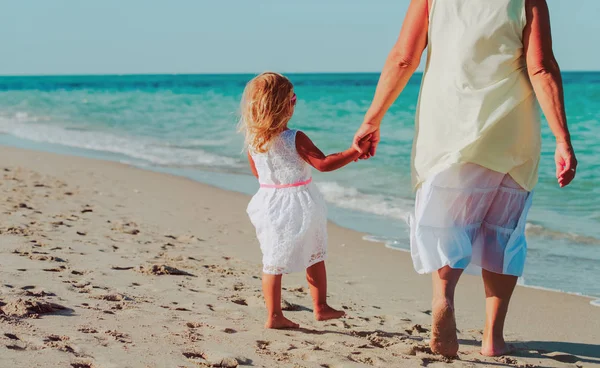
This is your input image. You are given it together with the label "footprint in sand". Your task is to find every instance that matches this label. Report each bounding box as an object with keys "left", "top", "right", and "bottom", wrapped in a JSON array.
[
  {"left": 496, "top": 356, "right": 520, "bottom": 365},
  {"left": 22, "top": 288, "right": 55, "bottom": 298},
  {"left": 406, "top": 344, "right": 434, "bottom": 356},
  {"left": 104, "top": 330, "right": 131, "bottom": 344},
  {"left": 281, "top": 300, "right": 302, "bottom": 312},
  {"left": 406, "top": 324, "right": 428, "bottom": 335},
  {"left": 51, "top": 220, "right": 72, "bottom": 228},
  {"left": 92, "top": 293, "right": 129, "bottom": 302},
  {"left": 71, "top": 363, "right": 95, "bottom": 368},
  {"left": 43, "top": 266, "right": 67, "bottom": 272},
  {"left": 137, "top": 264, "right": 195, "bottom": 277},
  {"left": 30, "top": 254, "right": 66, "bottom": 263},
  {"left": 110, "top": 221, "right": 140, "bottom": 235},
  {"left": 161, "top": 243, "right": 176, "bottom": 250},
  {"left": 17, "top": 203, "right": 34, "bottom": 210},
  {"left": 44, "top": 335, "right": 81, "bottom": 357},
  {"left": 45, "top": 334, "right": 70, "bottom": 342},
  {"left": 182, "top": 351, "right": 241, "bottom": 368},
  {"left": 347, "top": 352, "right": 377, "bottom": 365},
  {"left": 256, "top": 340, "right": 271, "bottom": 351},
  {"left": 0, "top": 298, "right": 68, "bottom": 318},
  {"left": 6, "top": 344, "right": 26, "bottom": 351},
  {"left": 4, "top": 333, "right": 19, "bottom": 340},
  {"left": 420, "top": 356, "right": 451, "bottom": 366},
  {"left": 186, "top": 322, "right": 215, "bottom": 329},
  {"left": 230, "top": 297, "right": 248, "bottom": 306},
  {"left": 165, "top": 234, "right": 203, "bottom": 243},
  {"left": 203, "top": 264, "right": 235, "bottom": 276},
  {"left": 71, "top": 281, "right": 91, "bottom": 293},
  {"left": 0, "top": 226, "right": 34, "bottom": 236},
  {"left": 183, "top": 351, "right": 208, "bottom": 360},
  {"left": 110, "top": 266, "right": 134, "bottom": 271}
]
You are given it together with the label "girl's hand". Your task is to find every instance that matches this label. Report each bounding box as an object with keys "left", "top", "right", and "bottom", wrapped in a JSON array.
[
  {"left": 555, "top": 141, "right": 577, "bottom": 187},
  {"left": 354, "top": 134, "right": 372, "bottom": 161},
  {"left": 353, "top": 122, "right": 381, "bottom": 159}
]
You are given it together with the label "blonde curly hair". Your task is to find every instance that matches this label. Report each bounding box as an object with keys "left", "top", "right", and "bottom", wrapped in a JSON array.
[{"left": 239, "top": 72, "right": 295, "bottom": 153}]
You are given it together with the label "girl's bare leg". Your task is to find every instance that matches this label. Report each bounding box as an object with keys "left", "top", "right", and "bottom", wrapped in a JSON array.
[
  {"left": 262, "top": 273, "right": 299, "bottom": 329},
  {"left": 306, "top": 261, "right": 345, "bottom": 321}
]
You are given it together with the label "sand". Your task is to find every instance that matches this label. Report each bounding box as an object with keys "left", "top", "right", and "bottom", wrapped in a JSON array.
[{"left": 0, "top": 145, "right": 598, "bottom": 368}]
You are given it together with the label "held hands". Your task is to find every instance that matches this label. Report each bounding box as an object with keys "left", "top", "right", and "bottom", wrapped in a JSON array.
[
  {"left": 352, "top": 121, "right": 381, "bottom": 160},
  {"left": 355, "top": 134, "right": 373, "bottom": 158},
  {"left": 555, "top": 141, "right": 577, "bottom": 188}
]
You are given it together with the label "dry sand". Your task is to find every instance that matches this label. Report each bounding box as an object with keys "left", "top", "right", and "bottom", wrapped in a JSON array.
[{"left": 0, "top": 145, "right": 598, "bottom": 368}]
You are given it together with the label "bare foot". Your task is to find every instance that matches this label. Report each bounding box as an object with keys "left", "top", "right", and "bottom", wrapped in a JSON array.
[
  {"left": 481, "top": 338, "right": 514, "bottom": 357},
  {"left": 430, "top": 298, "right": 459, "bottom": 357},
  {"left": 314, "top": 304, "right": 346, "bottom": 321},
  {"left": 264, "top": 314, "right": 299, "bottom": 329}
]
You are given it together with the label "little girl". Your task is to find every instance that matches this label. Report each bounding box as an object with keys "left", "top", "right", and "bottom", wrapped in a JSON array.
[{"left": 240, "top": 72, "right": 370, "bottom": 329}]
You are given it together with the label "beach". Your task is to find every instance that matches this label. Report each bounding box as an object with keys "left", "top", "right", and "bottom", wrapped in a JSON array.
[
  {"left": 1, "top": 145, "right": 598, "bottom": 368},
  {"left": 2, "top": 73, "right": 599, "bottom": 299}
]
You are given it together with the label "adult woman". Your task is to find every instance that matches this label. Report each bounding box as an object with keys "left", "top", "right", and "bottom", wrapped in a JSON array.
[{"left": 353, "top": 0, "right": 577, "bottom": 357}]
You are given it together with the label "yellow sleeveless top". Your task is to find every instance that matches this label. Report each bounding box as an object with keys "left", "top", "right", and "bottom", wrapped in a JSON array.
[{"left": 412, "top": 0, "right": 541, "bottom": 191}]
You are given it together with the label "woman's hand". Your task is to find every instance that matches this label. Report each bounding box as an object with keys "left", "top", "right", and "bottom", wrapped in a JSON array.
[
  {"left": 555, "top": 141, "right": 577, "bottom": 187},
  {"left": 352, "top": 122, "right": 381, "bottom": 159}
]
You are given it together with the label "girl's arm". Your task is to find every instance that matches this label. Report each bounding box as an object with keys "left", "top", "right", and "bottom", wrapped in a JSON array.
[
  {"left": 296, "top": 131, "right": 369, "bottom": 173},
  {"left": 247, "top": 151, "right": 259, "bottom": 178}
]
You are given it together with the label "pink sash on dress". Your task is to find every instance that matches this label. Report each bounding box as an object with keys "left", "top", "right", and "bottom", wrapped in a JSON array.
[{"left": 259, "top": 178, "right": 312, "bottom": 189}]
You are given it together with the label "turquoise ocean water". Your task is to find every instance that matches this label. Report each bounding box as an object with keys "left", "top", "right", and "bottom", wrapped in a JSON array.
[{"left": 0, "top": 73, "right": 598, "bottom": 301}]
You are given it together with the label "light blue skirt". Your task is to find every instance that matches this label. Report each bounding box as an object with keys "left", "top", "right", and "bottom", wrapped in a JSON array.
[{"left": 409, "top": 163, "right": 533, "bottom": 276}]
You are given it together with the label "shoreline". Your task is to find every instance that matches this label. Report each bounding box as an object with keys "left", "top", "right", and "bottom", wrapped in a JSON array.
[
  {"left": 2, "top": 138, "right": 598, "bottom": 304},
  {"left": 1, "top": 144, "right": 599, "bottom": 367}
]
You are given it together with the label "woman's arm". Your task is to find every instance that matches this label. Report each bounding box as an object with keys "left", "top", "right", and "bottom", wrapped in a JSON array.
[
  {"left": 524, "top": 0, "right": 577, "bottom": 187},
  {"left": 296, "top": 132, "right": 369, "bottom": 172},
  {"left": 353, "top": 0, "right": 429, "bottom": 156},
  {"left": 247, "top": 151, "right": 259, "bottom": 178}
]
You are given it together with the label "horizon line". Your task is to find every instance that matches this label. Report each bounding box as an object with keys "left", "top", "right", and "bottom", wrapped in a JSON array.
[{"left": 1, "top": 70, "right": 599, "bottom": 78}]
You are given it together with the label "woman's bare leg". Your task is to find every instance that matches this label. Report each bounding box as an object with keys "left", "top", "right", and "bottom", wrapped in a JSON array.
[
  {"left": 430, "top": 266, "right": 463, "bottom": 357},
  {"left": 262, "top": 273, "right": 299, "bottom": 329},
  {"left": 306, "top": 261, "right": 345, "bottom": 321},
  {"left": 481, "top": 269, "right": 518, "bottom": 356}
]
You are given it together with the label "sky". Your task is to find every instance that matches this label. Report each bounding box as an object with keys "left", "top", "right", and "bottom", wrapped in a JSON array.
[{"left": 2, "top": 0, "right": 599, "bottom": 75}]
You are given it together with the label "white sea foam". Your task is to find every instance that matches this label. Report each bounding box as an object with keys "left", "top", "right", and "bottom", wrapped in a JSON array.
[
  {"left": 317, "top": 181, "right": 412, "bottom": 221},
  {"left": 0, "top": 115, "right": 242, "bottom": 169}
]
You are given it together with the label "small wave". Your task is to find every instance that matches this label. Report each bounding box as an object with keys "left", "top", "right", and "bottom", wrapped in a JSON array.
[
  {"left": 514, "top": 280, "right": 600, "bottom": 301},
  {"left": 525, "top": 223, "right": 600, "bottom": 245},
  {"left": 317, "top": 181, "right": 412, "bottom": 221},
  {"left": 363, "top": 234, "right": 409, "bottom": 251},
  {"left": 0, "top": 115, "right": 242, "bottom": 169}
]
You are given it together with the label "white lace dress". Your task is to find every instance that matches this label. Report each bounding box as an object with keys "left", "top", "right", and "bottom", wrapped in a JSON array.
[{"left": 247, "top": 129, "right": 328, "bottom": 275}]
